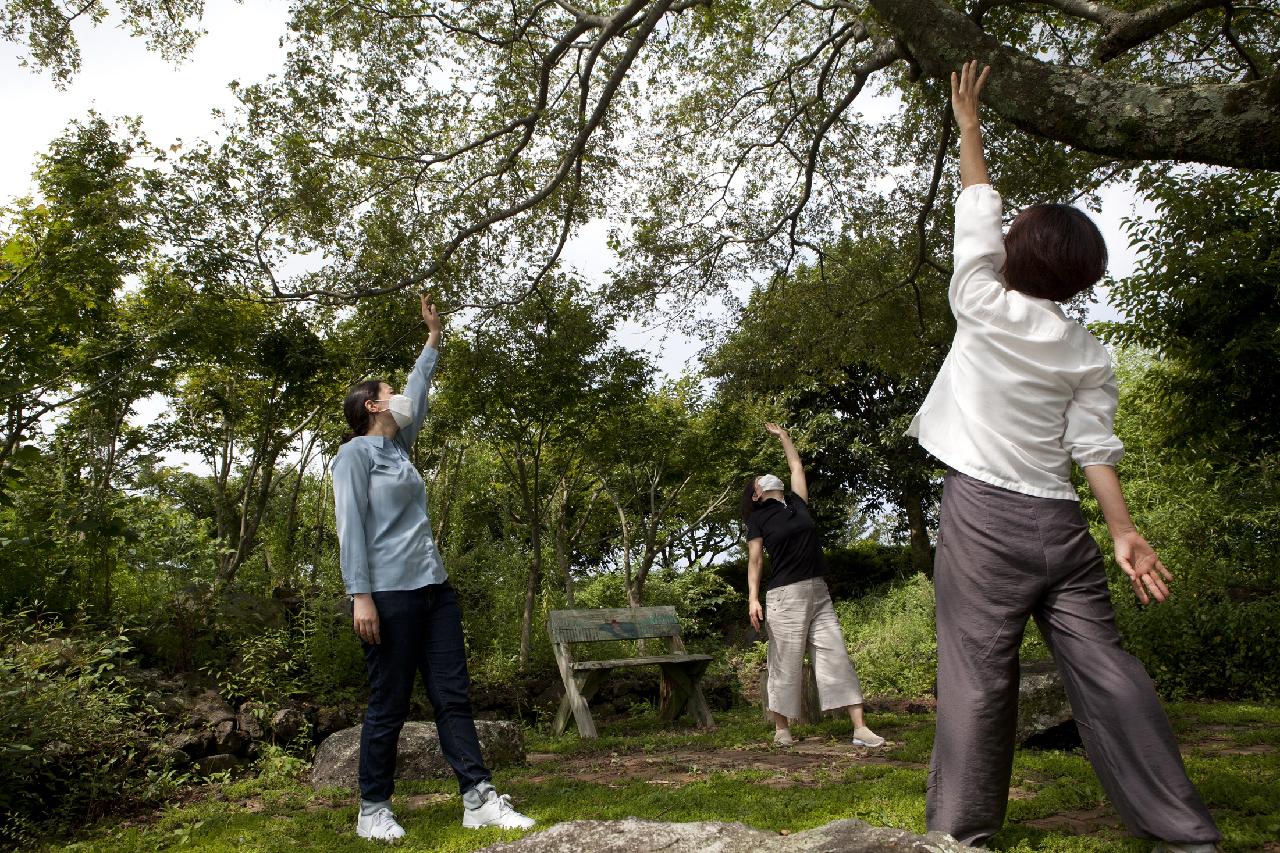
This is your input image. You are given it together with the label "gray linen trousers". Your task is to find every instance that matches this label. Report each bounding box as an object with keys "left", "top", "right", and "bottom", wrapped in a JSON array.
[{"left": 928, "top": 470, "right": 1220, "bottom": 848}]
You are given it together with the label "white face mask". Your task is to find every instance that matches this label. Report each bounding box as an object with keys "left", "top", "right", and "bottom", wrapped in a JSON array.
[
  {"left": 757, "top": 474, "right": 786, "bottom": 494},
  {"left": 374, "top": 394, "right": 414, "bottom": 429}
]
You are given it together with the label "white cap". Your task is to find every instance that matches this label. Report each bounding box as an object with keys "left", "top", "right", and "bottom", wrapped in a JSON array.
[{"left": 757, "top": 474, "right": 786, "bottom": 494}]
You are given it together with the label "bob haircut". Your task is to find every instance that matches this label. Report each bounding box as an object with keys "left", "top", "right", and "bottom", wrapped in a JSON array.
[{"left": 1003, "top": 203, "right": 1108, "bottom": 302}]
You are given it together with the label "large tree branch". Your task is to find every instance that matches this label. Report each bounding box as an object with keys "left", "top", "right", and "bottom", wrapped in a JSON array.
[
  {"left": 871, "top": 0, "right": 1280, "bottom": 170},
  {"left": 971, "top": 0, "right": 1229, "bottom": 63}
]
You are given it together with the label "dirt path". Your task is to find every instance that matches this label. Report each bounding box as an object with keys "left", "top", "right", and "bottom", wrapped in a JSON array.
[{"left": 525, "top": 737, "right": 924, "bottom": 788}]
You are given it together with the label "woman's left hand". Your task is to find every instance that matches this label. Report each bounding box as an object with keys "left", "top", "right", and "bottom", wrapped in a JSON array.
[{"left": 1114, "top": 530, "right": 1173, "bottom": 605}]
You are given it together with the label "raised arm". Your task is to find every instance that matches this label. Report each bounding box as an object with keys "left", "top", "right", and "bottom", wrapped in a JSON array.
[
  {"left": 952, "top": 60, "right": 991, "bottom": 189},
  {"left": 948, "top": 60, "right": 1007, "bottom": 317},
  {"left": 396, "top": 293, "right": 443, "bottom": 449},
  {"left": 765, "top": 422, "right": 807, "bottom": 502}
]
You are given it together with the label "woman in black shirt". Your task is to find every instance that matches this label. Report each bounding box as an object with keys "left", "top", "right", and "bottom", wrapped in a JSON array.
[{"left": 745, "top": 423, "right": 884, "bottom": 748}]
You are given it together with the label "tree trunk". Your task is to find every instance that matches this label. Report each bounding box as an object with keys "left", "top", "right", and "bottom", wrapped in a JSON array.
[
  {"left": 903, "top": 491, "right": 933, "bottom": 577},
  {"left": 519, "top": 526, "right": 542, "bottom": 666},
  {"left": 517, "top": 453, "right": 542, "bottom": 668}
]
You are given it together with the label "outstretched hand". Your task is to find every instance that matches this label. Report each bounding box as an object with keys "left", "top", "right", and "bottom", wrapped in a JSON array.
[
  {"left": 951, "top": 59, "right": 990, "bottom": 132},
  {"left": 1114, "top": 530, "right": 1173, "bottom": 605},
  {"left": 764, "top": 422, "right": 789, "bottom": 440},
  {"left": 420, "top": 293, "right": 442, "bottom": 332}
]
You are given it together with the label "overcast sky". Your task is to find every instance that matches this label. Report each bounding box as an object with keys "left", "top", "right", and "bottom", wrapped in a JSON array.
[{"left": 3, "top": 0, "right": 1154, "bottom": 390}]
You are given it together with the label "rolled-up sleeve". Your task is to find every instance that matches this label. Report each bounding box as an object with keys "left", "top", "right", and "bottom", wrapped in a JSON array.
[
  {"left": 950, "top": 184, "right": 1008, "bottom": 318},
  {"left": 331, "top": 446, "right": 372, "bottom": 594},
  {"left": 396, "top": 343, "right": 438, "bottom": 448},
  {"left": 1063, "top": 364, "right": 1125, "bottom": 468}
]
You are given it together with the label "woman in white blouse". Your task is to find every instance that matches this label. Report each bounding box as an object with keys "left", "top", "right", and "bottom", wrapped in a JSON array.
[{"left": 908, "top": 62, "right": 1220, "bottom": 853}]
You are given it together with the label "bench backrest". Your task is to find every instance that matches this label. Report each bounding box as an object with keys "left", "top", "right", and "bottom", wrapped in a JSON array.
[{"left": 547, "top": 606, "right": 682, "bottom": 645}]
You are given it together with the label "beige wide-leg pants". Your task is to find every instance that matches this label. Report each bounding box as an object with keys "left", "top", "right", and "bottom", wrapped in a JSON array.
[{"left": 764, "top": 577, "right": 863, "bottom": 721}]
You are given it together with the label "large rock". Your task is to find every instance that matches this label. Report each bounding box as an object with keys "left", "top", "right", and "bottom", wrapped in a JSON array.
[
  {"left": 214, "top": 719, "right": 248, "bottom": 755},
  {"left": 195, "top": 753, "right": 241, "bottom": 775},
  {"left": 237, "top": 701, "right": 268, "bottom": 741},
  {"left": 475, "top": 818, "right": 980, "bottom": 852},
  {"left": 164, "top": 729, "right": 213, "bottom": 760},
  {"left": 271, "top": 706, "right": 306, "bottom": 743},
  {"left": 1016, "top": 659, "right": 1073, "bottom": 743},
  {"left": 185, "top": 689, "right": 236, "bottom": 731},
  {"left": 310, "top": 720, "right": 525, "bottom": 790},
  {"left": 315, "top": 705, "right": 356, "bottom": 739}
]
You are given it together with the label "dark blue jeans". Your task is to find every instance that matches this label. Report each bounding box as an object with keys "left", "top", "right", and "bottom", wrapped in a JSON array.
[{"left": 358, "top": 581, "right": 490, "bottom": 802}]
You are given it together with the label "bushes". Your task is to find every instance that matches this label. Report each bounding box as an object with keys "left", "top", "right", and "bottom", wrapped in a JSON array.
[
  {"left": 833, "top": 573, "right": 1050, "bottom": 700},
  {"left": 836, "top": 573, "right": 937, "bottom": 699},
  {"left": 1115, "top": 592, "right": 1280, "bottom": 702},
  {"left": 0, "top": 610, "right": 171, "bottom": 845},
  {"left": 714, "top": 542, "right": 914, "bottom": 603}
]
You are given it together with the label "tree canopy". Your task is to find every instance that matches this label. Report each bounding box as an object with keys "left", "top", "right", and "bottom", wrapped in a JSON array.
[{"left": 4, "top": 0, "right": 1275, "bottom": 308}]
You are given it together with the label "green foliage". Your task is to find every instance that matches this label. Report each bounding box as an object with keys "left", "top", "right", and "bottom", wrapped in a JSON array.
[
  {"left": 1099, "top": 169, "right": 1280, "bottom": 453},
  {"left": 1114, "top": 595, "right": 1280, "bottom": 702},
  {"left": 199, "top": 626, "right": 304, "bottom": 706},
  {"left": 295, "top": 597, "right": 368, "bottom": 707},
  {"left": 1078, "top": 170, "right": 1280, "bottom": 700},
  {"left": 707, "top": 231, "right": 951, "bottom": 569},
  {"left": 0, "top": 610, "right": 170, "bottom": 844},
  {"left": 836, "top": 574, "right": 938, "bottom": 699}
]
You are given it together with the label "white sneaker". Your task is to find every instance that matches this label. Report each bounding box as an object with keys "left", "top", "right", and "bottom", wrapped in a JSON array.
[
  {"left": 462, "top": 790, "right": 536, "bottom": 830},
  {"left": 852, "top": 726, "right": 886, "bottom": 748},
  {"left": 356, "top": 806, "right": 406, "bottom": 842}
]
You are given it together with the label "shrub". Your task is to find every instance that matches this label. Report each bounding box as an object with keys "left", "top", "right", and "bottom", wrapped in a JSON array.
[
  {"left": 0, "top": 610, "right": 170, "bottom": 845},
  {"left": 836, "top": 574, "right": 938, "bottom": 698},
  {"left": 1114, "top": 591, "right": 1280, "bottom": 701},
  {"left": 573, "top": 567, "right": 743, "bottom": 645},
  {"left": 200, "top": 625, "right": 303, "bottom": 706},
  {"left": 297, "top": 596, "right": 368, "bottom": 707}
]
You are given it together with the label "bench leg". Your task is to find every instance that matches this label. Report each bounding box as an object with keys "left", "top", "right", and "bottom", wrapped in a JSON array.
[
  {"left": 658, "top": 664, "right": 714, "bottom": 727},
  {"left": 554, "top": 669, "right": 607, "bottom": 739},
  {"left": 658, "top": 664, "right": 689, "bottom": 722}
]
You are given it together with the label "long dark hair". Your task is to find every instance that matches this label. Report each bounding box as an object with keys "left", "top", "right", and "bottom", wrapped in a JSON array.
[
  {"left": 740, "top": 477, "right": 761, "bottom": 526},
  {"left": 341, "top": 379, "right": 384, "bottom": 444}
]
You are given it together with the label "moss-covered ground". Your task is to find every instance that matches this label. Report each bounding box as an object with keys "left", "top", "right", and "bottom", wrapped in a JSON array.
[{"left": 52, "top": 701, "right": 1280, "bottom": 852}]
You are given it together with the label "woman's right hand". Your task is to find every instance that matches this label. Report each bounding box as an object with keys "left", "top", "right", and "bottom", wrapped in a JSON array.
[
  {"left": 353, "top": 594, "right": 381, "bottom": 644},
  {"left": 749, "top": 599, "right": 764, "bottom": 631},
  {"left": 764, "top": 422, "right": 789, "bottom": 440},
  {"left": 951, "top": 59, "right": 990, "bottom": 132}
]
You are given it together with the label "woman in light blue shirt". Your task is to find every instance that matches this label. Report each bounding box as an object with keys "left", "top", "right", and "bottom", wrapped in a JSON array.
[{"left": 331, "top": 294, "right": 534, "bottom": 843}]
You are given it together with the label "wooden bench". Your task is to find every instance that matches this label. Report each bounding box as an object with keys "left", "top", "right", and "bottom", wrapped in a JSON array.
[{"left": 548, "top": 606, "right": 715, "bottom": 738}]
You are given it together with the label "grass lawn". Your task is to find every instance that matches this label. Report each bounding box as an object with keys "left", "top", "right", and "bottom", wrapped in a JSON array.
[{"left": 52, "top": 701, "right": 1280, "bottom": 853}]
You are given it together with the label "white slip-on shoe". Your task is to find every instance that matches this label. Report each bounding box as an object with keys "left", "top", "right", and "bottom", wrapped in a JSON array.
[
  {"left": 462, "top": 790, "right": 536, "bottom": 830},
  {"left": 356, "top": 806, "right": 406, "bottom": 842},
  {"left": 773, "top": 728, "right": 794, "bottom": 746},
  {"left": 852, "top": 726, "right": 886, "bottom": 748}
]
